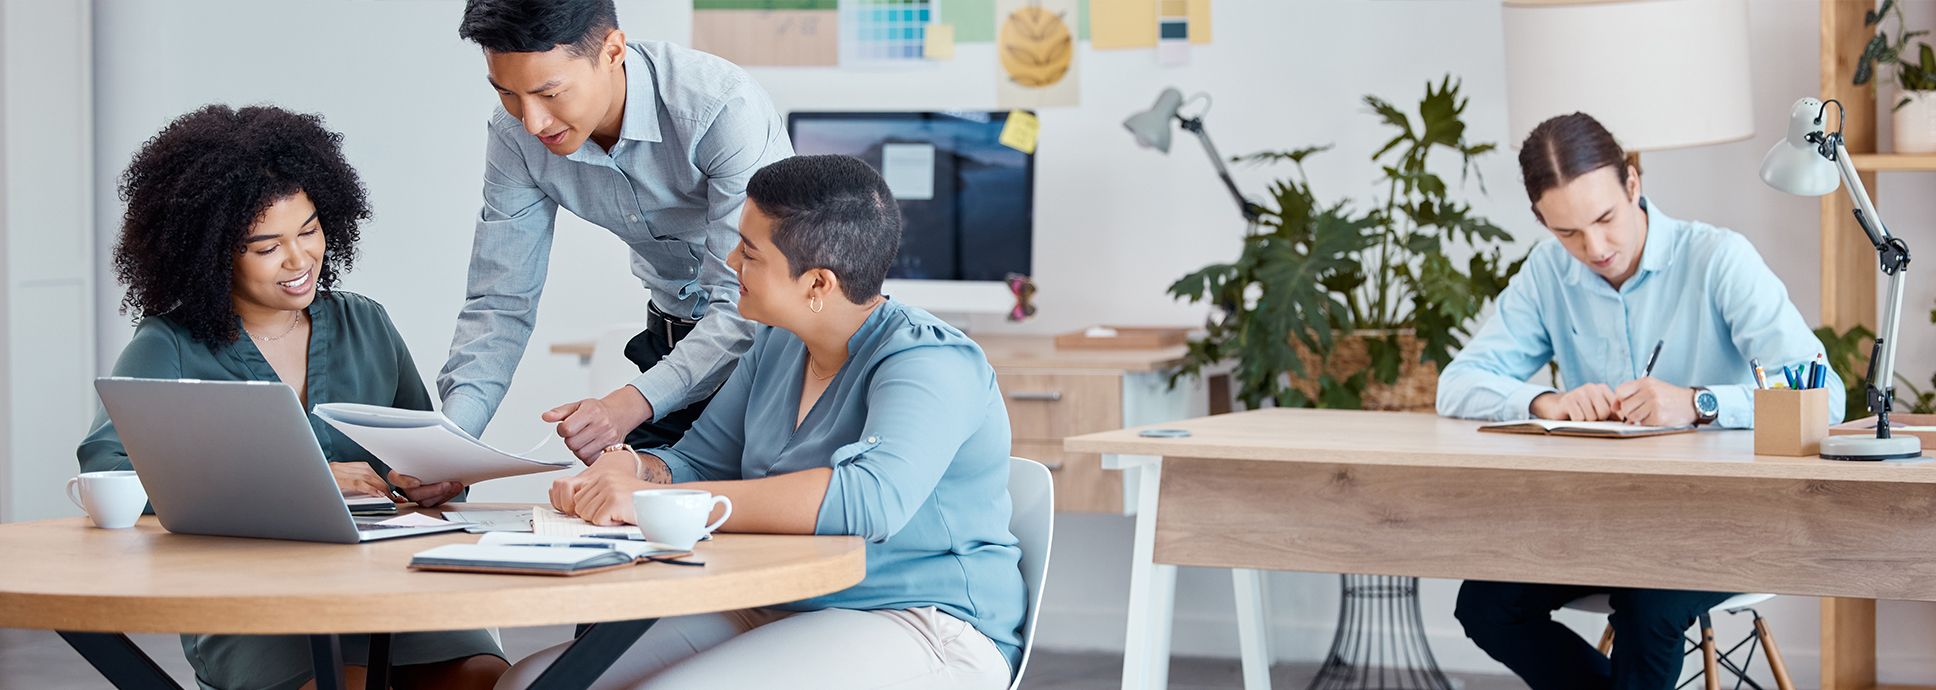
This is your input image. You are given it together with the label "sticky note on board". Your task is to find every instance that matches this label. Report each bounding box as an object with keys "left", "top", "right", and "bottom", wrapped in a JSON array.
[
  {"left": 924, "top": 23, "right": 956, "bottom": 60},
  {"left": 999, "top": 110, "right": 1040, "bottom": 154},
  {"left": 1091, "top": 0, "right": 1157, "bottom": 49}
]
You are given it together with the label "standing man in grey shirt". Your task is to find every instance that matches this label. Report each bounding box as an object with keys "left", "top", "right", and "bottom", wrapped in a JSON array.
[{"left": 441, "top": 0, "right": 792, "bottom": 460}]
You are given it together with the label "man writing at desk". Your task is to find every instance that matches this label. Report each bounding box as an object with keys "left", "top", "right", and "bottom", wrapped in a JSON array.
[{"left": 1436, "top": 113, "right": 1841, "bottom": 689}]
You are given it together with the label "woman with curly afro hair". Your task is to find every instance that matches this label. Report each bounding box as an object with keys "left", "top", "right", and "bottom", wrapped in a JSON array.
[{"left": 75, "top": 104, "right": 508, "bottom": 690}]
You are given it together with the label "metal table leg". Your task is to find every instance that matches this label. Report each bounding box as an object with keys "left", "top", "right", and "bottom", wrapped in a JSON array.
[
  {"left": 310, "top": 634, "right": 345, "bottom": 690},
  {"left": 57, "top": 632, "right": 184, "bottom": 690},
  {"left": 1307, "top": 575, "right": 1455, "bottom": 690},
  {"left": 526, "top": 618, "right": 659, "bottom": 690}
]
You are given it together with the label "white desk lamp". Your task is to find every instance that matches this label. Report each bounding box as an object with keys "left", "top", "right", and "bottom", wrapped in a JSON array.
[
  {"left": 1760, "top": 97, "right": 1922, "bottom": 461},
  {"left": 1123, "top": 87, "right": 1266, "bottom": 225}
]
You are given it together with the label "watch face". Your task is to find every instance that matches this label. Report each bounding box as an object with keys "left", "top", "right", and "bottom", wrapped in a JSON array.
[{"left": 1697, "top": 390, "right": 1719, "bottom": 415}]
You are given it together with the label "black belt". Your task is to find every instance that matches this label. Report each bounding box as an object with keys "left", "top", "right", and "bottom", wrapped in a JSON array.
[{"left": 646, "top": 302, "right": 699, "bottom": 347}]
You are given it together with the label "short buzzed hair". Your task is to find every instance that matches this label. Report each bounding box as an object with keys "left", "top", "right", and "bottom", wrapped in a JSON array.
[
  {"left": 458, "top": 0, "right": 618, "bottom": 58},
  {"left": 746, "top": 155, "right": 904, "bottom": 304}
]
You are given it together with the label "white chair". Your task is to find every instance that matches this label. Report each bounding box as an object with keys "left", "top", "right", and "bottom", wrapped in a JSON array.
[
  {"left": 587, "top": 323, "right": 646, "bottom": 397},
  {"left": 1006, "top": 456, "right": 1056, "bottom": 690},
  {"left": 1564, "top": 592, "right": 1794, "bottom": 690}
]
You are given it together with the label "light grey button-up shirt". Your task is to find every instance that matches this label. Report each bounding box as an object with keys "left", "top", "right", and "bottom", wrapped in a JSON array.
[{"left": 438, "top": 41, "right": 793, "bottom": 436}]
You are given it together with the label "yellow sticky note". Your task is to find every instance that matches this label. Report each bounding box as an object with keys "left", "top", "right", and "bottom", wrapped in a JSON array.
[
  {"left": 1090, "top": 0, "right": 1157, "bottom": 50},
  {"left": 999, "top": 110, "right": 1040, "bottom": 154},
  {"left": 924, "top": 23, "right": 956, "bottom": 60},
  {"left": 1188, "top": 0, "right": 1211, "bottom": 44}
]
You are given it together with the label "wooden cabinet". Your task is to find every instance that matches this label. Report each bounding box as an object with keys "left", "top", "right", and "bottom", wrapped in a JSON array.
[{"left": 979, "top": 336, "right": 1211, "bottom": 514}]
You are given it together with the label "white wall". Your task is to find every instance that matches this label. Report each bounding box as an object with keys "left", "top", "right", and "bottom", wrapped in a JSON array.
[
  {"left": 84, "top": 0, "right": 1936, "bottom": 685},
  {"left": 3, "top": 0, "right": 94, "bottom": 522}
]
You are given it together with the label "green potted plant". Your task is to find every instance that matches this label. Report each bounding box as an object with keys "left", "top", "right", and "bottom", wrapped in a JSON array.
[
  {"left": 1168, "top": 77, "right": 1522, "bottom": 410},
  {"left": 1857, "top": 0, "right": 1936, "bottom": 152}
]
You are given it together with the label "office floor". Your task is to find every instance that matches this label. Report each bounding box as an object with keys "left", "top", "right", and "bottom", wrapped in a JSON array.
[{"left": 0, "top": 625, "right": 1523, "bottom": 689}]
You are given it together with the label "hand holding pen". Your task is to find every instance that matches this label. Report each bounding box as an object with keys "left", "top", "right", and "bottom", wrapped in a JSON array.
[{"left": 1615, "top": 339, "right": 1697, "bottom": 426}]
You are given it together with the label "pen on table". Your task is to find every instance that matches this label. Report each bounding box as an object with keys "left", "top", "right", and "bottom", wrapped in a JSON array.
[
  {"left": 1751, "top": 358, "right": 1770, "bottom": 389},
  {"left": 1642, "top": 339, "right": 1664, "bottom": 378}
]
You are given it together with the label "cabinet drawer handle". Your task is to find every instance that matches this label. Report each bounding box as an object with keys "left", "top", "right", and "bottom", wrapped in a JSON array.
[{"left": 1008, "top": 391, "right": 1063, "bottom": 402}]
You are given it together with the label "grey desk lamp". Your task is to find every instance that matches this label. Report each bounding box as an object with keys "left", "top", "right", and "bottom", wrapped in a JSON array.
[
  {"left": 1123, "top": 87, "right": 1267, "bottom": 224},
  {"left": 1760, "top": 97, "right": 1922, "bottom": 461}
]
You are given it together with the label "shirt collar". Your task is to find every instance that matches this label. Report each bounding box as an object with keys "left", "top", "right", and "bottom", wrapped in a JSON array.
[
  {"left": 617, "top": 44, "right": 662, "bottom": 144},
  {"left": 1562, "top": 195, "right": 1678, "bottom": 288},
  {"left": 564, "top": 44, "right": 662, "bottom": 163}
]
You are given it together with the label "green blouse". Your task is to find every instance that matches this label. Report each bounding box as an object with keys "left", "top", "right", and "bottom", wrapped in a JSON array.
[{"left": 77, "top": 291, "right": 431, "bottom": 481}]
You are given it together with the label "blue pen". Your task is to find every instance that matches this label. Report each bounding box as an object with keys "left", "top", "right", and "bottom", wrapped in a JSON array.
[
  {"left": 1810, "top": 355, "right": 1827, "bottom": 389},
  {"left": 1787, "top": 365, "right": 1803, "bottom": 390}
]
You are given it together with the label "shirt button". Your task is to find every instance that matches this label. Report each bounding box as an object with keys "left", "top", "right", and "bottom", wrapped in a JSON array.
[
  {"left": 866, "top": 436, "right": 880, "bottom": 444},
  {"left": 628, "top": 214, "right": 639, "bottom": 223}
]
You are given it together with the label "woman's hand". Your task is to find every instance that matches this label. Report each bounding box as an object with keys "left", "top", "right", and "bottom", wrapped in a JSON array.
[
  {"left": 550, "top": 470, "right": 649, "bottom": 526},
  {"left": 330, "top": 462, "right": 394, "bottom": 500},
  {"left": 387, "top": 471, "right": 464, "bottom": 508}
]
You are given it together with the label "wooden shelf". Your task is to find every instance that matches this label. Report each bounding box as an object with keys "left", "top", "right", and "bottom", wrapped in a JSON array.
[{"left": 1851, "top": 153, "right": 1936, "bottom": 172}]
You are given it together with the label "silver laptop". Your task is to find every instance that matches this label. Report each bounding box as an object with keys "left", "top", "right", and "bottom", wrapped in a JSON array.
[{"left": 94, "top": 377, "right": 468, "bottom": 543}]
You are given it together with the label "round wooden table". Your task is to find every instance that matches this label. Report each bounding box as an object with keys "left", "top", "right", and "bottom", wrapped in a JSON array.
[{"left": 0, "top": 506, "right": 866, "bottom": 690}]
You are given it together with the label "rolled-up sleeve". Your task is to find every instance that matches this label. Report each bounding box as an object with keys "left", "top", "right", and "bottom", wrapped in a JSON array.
[
  {"left": 1436, "top": 268, "right": 1557, "bottom": 421},
  {"left": 630, "top": 77, "right": 790, "bottom": 420},
  {"left": 817, "top": 344, "right": 988, "bottom": 543},
  {"left": 437, "top": 120, "right": 561, "bottom": 437}
]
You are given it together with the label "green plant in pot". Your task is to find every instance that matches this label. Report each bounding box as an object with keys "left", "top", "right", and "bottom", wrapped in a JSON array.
[
  {"left": 1168, "top": 77, "right": 1523, "bottom": 410},
  {"left": 1857, "top": 0, "right": 1936, "bottom": 152}
]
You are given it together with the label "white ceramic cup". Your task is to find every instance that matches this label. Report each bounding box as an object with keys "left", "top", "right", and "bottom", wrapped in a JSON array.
[
  {"left": 632, "top": 489, "right": 732, "bottom": 550},
  {"left": 66, "top": 471, "right": 147, "bottom": 529}
]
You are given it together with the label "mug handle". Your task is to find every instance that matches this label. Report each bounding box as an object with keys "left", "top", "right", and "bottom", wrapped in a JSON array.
[
  {"left": 703, "top": 495, "right": 733, "bottom": 534},
  {"left": 67, "top": 477, "right": 84, "bottom": 511}
]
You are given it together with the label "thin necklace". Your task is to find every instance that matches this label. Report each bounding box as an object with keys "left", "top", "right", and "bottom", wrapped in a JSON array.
[
  {"left": 807, "top": 355, "right": 840, "bottom": 381},
  {"left": 248, "top": 310, "right": 304, "bottom": 343}
]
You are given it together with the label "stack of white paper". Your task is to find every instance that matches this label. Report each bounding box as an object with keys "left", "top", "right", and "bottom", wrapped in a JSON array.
[{"left": 314, "top": 403, "right": 574, "bottom": 485}]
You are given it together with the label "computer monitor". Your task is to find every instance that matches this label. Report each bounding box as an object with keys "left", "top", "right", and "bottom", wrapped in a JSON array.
[{"left": 786, "top": 111, "right": 1034, "bottom": 314}]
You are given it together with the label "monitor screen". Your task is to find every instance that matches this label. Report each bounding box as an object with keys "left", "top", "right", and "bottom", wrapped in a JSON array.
[{"left": 786, "top": 111, "right": 1033, "bottom": 282}]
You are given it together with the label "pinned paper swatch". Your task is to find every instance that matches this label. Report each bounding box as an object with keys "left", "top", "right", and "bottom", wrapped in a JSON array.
[
  {"left": 924, "top": 22, "right": 956, "bottom": 60},
  {"left": 999, "top": 110, "right": 1041, "bottom": 154},
  {"left": 1156, "top": 0, "right": 1188, "bottom": 65},
  {"left": 1090, "top": 0, "right": 1156, "bottom": 49},
  {"left": 692, "top": 0, "right": 839, "bottom": 67},
  {"left": 1188, "top": 0, "right": 1211, "bottom": 44}
]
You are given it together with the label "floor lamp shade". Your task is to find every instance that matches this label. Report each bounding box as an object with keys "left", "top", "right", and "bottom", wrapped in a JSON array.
[{"left": 1503, "top": 0, "right": 1754, "bottom": 152}]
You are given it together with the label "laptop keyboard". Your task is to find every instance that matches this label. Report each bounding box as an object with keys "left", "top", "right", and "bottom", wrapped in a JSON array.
[{"left": 354, "top": 522, "right": 411, "bottom": 532}]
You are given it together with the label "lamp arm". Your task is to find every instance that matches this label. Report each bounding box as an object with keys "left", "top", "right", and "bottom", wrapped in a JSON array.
[
  {"left": 1830, "top": 139, "right": 1911, "bottom": 435},
  {"left": 1178, "top": 117, "right": 1267, "bottom": 224}
]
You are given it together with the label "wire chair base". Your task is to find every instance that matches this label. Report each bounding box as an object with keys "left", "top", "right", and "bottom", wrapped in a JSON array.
[{"left": 1307, "top": 574, "right": 1457, "bottom": 690}]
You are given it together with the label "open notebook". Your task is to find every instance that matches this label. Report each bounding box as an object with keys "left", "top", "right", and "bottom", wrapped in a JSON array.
[
  {"left": 1478, "top": 419, "right": 1694, "bottom": 438},
  {"left": 409, "top": 533, "right": 695, "bottom": 576}
]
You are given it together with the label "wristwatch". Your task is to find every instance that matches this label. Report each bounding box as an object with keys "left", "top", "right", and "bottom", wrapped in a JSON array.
[{"left": 1691, "top": 387, "right": 1720, "bottom": 425}]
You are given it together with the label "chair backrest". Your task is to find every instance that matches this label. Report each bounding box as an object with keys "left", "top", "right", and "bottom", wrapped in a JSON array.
[
  {"left": 1006, "top": 456, "right": 1055, "bottom": 690},
  {"left": 587, "top": 324, "right": 645, "bottom": 397}
]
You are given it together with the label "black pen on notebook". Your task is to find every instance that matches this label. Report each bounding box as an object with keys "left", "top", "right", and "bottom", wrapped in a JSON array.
[{"left": 1641, "top": 339, "right": 1664, "bottom": 378}]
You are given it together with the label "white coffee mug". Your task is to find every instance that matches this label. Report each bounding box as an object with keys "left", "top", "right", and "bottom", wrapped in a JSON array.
[
  {"left": 66, "top": 471, "right": 147, "bottom": 529},
  {"left": 632, "top": 489, "right": 732, "bottom": 550}
]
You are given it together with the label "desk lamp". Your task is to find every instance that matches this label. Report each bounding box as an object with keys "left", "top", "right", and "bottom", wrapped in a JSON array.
[
  {"left": 1760, "top": 97, "right": 1922, "bottom": 461},
  {"left": 1123, "top": 87, "right": 1267, "bottom": 225}
]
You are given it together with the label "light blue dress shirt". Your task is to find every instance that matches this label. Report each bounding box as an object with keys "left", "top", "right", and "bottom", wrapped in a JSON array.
[
  {"left": 438, "top": 41, "right": 794, "bottom": 436},
  {"left": 1437, "top": 199, "right": 1842, "bottom": 429},
  {"left": 654, "top": 298, "right": 1026, "bottom": 671}
]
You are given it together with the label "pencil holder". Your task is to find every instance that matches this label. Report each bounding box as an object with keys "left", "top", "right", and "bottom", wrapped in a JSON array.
[{"left": 1754, "top": 388, "right": 1830, "bottom": 456}]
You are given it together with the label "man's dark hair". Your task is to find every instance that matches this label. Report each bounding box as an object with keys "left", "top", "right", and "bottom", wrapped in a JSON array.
[
  {"left": 1518, "top": 112, "right": 1631, "bottom": 206},
  {"left": 114, "top": 104, "right": 370, "bottom": 346},
  {"left": 746, "top": 155, "right": 904, "bottom": 304},
  {"left": 458, "top": 0, "right": 619, "bottom": 58}
]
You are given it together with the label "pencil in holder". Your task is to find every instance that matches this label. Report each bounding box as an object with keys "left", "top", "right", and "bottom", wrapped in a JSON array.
[{"left": 1754, "top": 388, "right": 1830, "bottom": 456}]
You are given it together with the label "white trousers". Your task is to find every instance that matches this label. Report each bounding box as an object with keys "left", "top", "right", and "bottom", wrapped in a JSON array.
[{"left": 496, "top": 607, "right": 1011, "bottom": 690}]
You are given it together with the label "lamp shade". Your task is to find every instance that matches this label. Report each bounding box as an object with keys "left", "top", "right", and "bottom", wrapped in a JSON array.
[
  {"left": 1124, "top": 87, "right": 1185, "bottom": 153},
  {"left": 1759, "top": 97, "right": 1840, "bottom": 197},
  {"left": 1502, "top": 0, "right": 1754, "bottom": 152}
]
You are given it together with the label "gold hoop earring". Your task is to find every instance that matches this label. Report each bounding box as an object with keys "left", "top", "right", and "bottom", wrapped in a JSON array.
[{"left": 809, "top": 295, "right": 824, "bottom": 314}]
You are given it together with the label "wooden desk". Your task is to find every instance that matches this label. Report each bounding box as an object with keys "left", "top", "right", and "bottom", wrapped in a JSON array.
[
  {"left": 1067, "top": 409, "right": 1936, "bottom": 690},
  {"left": 0, "top": 506, "right": 865, "bottom": 690}
]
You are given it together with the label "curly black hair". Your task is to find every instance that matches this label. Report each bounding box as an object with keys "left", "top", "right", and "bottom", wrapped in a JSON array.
[{"left": 114, "top": 104, "right": 370, "bottom": 346}]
